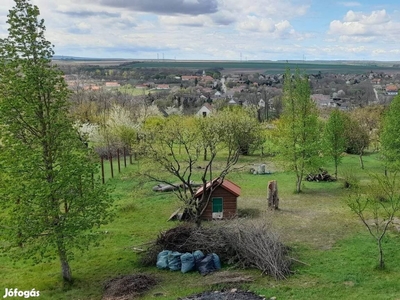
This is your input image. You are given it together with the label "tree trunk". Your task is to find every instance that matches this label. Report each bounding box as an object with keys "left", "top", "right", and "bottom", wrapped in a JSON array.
[
  {"left": 359, "top": 152, "right": 364, "bottom": 170},
  {"left": 296, "top": 176, "right": 302, "bottom": 193},
  {"left": 378, "top": 239, "right": 385, "bottom": 269},
  {"left": 203, "top": 147, "right": 207, "bottom": 161},
  {"left": 194, "top": 204, "right": 202, "bottom": 228},
  {"left": 334, "top": 157, "right": 338, "bottom": 180},
  {"left": 57, "top": 241, "right": 72, "bottom": 282}
]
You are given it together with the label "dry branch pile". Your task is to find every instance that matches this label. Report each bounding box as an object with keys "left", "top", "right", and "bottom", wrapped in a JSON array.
[
  {"left": 140, "top": 224, "right": 235, "bottom": 267},
  {"left": 140, "top": 221, "right": 292, "bottom": 280},
  {"left": 223, "top": 222, "right": 291, "bottom": 279}
]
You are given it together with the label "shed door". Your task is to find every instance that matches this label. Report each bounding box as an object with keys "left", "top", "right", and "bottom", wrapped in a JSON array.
[{"left": 212, "top": 197, "right": 223, "bottom": 213}]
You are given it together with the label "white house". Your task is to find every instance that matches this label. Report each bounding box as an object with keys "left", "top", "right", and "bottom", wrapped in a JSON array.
[{"left": 196, "top": 103, "right": 213, "bottom": 117}]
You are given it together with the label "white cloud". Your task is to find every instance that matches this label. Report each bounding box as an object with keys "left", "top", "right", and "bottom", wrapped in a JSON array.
[
  {"left": 210, "top": 11, "right": 236, "bottom": 25},
  {"left": 237, "top": 16, "right": 275, "bottom": 32},
  {"left": 338, "top": 2, "right": 362, "bottom": 7},
  {"left": 338, "top": 35, "right": 376, "bottom": 43},
  {"left": 236, "top": 16, "right": 301, "bottom": 40},
  {"left": 275, "top": 20, "right": 292, "bottom": 33},
  {"left": 329, "top": 19, "right": 368, "bottom": 35},
  {"left": 221, "top": 0, "right": 310, "bottom": 19},
  {"left": 343, "top": 9, "right": 390, "bottom": 25},
  {"left": 328, "top": 9, "right": 400, "bottom": 44},
  {"left": 159, "top": 15, "right": 210, "bottom": 27}
]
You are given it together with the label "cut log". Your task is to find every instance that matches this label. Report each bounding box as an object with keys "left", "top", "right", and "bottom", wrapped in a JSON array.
[{"left": 267, "top": 180, "right": 279, "bottom": 210}]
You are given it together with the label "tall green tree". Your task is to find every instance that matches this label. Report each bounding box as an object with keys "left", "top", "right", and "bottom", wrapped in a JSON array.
[
  {"left": 0, "top": 0, "right": 113, "bottom": 283},
  {"left": 277, "top": 68, "right": 321, "bottom": 192},
  {"left": 217, "top": 106, "right": 265, "bottom": 156},
  {"left": 350, "top": 105, "right": 384, "bottom": 152},
  {"left": 381, "top": 95, "right": 400, "bottom": 171},
  {"left": 324, "top": 109, "right": 346, "bottom": 179}
]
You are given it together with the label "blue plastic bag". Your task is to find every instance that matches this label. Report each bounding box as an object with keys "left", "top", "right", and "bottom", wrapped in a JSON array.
[
  {"left": 180, "top": 252, "right": 195, "bottom": 273},
  {"left": 196, "top": 254, "right": 216, "bottom": 276},
  {"left": 156, "top": 250, "right": 171, "bottom": 269},
  {"left": 168, "top": 251, "right": 182, "bottom": 271},
  {"left": 212, "top": 253, "right": 221, "bottom": 270},
  {"left": 193, "top": 250, "right": 205, "bottom": 262}
]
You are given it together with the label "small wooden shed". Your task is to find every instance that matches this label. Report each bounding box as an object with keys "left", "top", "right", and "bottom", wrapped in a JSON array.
[{"left": 194, "top": 178, "right": 241, "bottom": 220}]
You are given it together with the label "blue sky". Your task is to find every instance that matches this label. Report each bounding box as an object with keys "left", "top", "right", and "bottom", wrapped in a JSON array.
[{"left": 1, "top": 0, "right": 399, "bottom": 61}]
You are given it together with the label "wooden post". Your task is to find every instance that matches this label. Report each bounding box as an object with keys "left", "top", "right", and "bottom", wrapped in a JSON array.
[
  {"left": 101, "top": 157, "right": 105, "bottom": 184},
  {"left": 267, "top": 180, "right": 279, "bottom": 210},
  {"left": 109, "top": 152, "right": 114, "bottom": 179},
  {"left": 117, "top": 149, "right": 121, "bottom": 173},
  {"left": 123, "top": 147, "right": 127, "bottom": 167}
]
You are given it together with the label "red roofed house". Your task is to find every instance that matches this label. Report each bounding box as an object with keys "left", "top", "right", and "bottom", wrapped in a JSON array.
[
  {"left": 182, "top": 75, "right": 200, "bottom": 81},
  {"left": 105, "top": 82, "right": 121, "bottom": 88},
  {"left": 194, "top": 178, "right": 241, "bottom": 220},
  {"left": 386, "top": 85, "right": 398, "bottom": 96},
  {"left": 201, "top": 75, "right": 214, "bottom": 82},
  {"left": 371, "top": 78, "right": 381, "bottom": 84},
  {"left": 156, "top": 84, "right": 170, "bottom": 90},
  {"left": 84, "top": 85, "right": 101, "bottom": 91}
]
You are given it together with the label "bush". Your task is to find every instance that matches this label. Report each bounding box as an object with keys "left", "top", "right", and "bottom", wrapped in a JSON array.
[{"left": 342, "top": 169, "right": 360, "bottom": 189}]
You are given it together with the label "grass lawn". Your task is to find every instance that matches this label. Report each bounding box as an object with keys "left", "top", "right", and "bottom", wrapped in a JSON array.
[{"left": 1, "top": 152, "right": 400, "bottom": 299}]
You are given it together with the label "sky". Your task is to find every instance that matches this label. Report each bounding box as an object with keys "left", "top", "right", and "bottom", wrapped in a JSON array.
[{"left": 0, "top": 0, "right": 400, "bottom": 61}]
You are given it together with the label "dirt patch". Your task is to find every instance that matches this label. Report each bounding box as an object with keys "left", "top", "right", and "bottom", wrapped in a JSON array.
[
  {"left": 202, "top": 271, "right": 253, "bottom": 285},
  {"left": 102, "top": 273, "right": 158, "bottom": 300},
  {"left": 178, "top": 288, "right": 266, "bottom": 300}
]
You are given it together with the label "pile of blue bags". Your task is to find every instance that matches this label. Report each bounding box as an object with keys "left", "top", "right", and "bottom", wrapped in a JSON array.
[{"left": 156, "top": 250, "right": 221, "bottom": 275}]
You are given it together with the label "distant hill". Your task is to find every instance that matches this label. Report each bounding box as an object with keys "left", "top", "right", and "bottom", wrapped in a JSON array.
[
  {"left": 53, "top": 55, "right": 400, "bottom": 74},
  {"left": 53, "top": 55, "right": 129, "bottom": 61}
]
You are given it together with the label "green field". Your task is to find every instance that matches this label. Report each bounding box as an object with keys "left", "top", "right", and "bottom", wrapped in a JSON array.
[
  {"left": 120, "top": 60, "right": 400, "bottom": 75},
  {"left": 1, "top": 152, "right": 400, "bottom": 299}
]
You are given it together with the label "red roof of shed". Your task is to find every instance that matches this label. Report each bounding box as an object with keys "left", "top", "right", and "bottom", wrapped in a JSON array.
[{"left": 194, "top": 178, "right": 241, "bottom": 198}]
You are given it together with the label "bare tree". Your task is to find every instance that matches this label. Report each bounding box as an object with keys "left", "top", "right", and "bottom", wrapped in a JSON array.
[
  {"left": 347, "top": 173, "right": 400, "bottom": 269},
  {"left": 139, "top": 109, "right": 263, "bottom": 225}
]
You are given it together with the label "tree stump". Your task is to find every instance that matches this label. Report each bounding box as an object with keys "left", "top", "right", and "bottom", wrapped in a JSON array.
[{"left": 267, "top": 180, "right": 279, "bottom": 210}]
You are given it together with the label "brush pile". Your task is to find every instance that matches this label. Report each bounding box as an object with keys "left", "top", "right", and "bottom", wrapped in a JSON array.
[{"left": 140, "top": 221, "right": 292, "bottom": 280}]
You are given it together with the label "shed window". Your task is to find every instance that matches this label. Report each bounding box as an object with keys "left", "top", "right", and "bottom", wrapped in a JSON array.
[{"left": 212, "top": 197, "right": 223, "bottom": 213}]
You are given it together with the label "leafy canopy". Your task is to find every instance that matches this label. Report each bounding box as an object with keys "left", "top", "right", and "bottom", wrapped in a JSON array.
[{"left": 0, "top": 0, "right": 114, "bottom": 282}]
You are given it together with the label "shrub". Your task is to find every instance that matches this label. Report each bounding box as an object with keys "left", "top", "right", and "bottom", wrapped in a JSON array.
[{"left": 342, "top": 169, "right": 360, "bottom": 189}]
